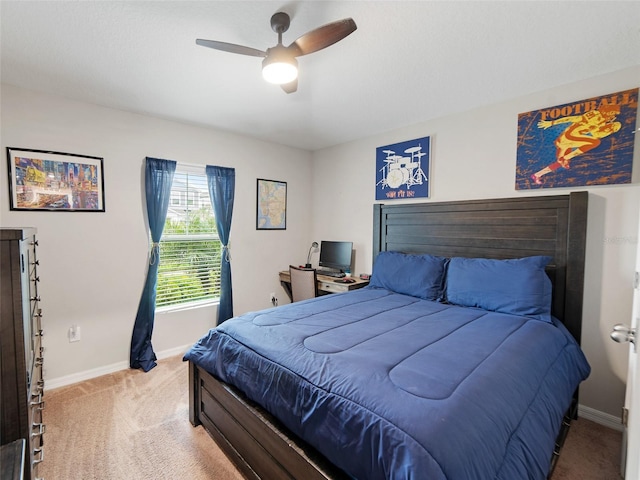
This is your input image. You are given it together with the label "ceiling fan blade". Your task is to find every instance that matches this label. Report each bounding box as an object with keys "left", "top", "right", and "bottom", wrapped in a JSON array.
[
  {"left": 196, "top": 39, "right": 266, "bottom": 57},
  {"left": 287, "top": 18, "right": 357, "bottom": 57},
  {"left": 281, "top": 78, "right": 298, "bottom": 94}
]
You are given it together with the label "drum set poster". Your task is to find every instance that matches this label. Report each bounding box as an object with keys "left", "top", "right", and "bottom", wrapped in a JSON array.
[
  {"left": 376, "top": 136, "right": 430, "bottom": 200},
  {"left": 516, "top": 88, "right": 638, "bottom": 190}
]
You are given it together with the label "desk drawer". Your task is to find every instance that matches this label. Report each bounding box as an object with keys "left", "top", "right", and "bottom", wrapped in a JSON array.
[{"left": 318, "top": 281, "right": 344, "bottom": 293}]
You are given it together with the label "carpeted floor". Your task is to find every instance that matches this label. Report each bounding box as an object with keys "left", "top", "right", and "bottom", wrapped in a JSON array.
[
  {"left": 39, "top": 355, "right": 243, "bottom": 480},
  {"left": 39, "top": 355, "right": 622, "bottom": 479},
  {"left": 554, "top": 415, "right": 623, "bottom": 480}
]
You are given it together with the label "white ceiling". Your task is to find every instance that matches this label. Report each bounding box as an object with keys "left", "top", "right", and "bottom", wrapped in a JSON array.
[{"left": 1, "top": 1, "right": 639, "bottom": 151}]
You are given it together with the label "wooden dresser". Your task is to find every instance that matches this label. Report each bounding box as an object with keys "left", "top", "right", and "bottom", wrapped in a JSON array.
[{"left": 1, "top": 228, "right": 45, "bottom": 480}]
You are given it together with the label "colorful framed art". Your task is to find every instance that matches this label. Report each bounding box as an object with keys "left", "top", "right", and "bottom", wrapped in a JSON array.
[
  {"left": 515, "top": 88, "right": 638, "bottom": 189},
  {"left": 7, "top": 147, "right": 105, "bottom": 212}
]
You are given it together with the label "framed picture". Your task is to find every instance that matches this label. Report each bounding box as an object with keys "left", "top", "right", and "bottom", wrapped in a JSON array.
[
  {"left": 515, "top": 88, "right": 638, "bottom": 189},
  {"left": 375, "top": 136, "right": 430, "bottom": 200},
  {"left": 256, "top": 178, "right": 286, "bottom": 230},
  {"left": 7, "top": 147, "right": 105, "bottom": 212}
]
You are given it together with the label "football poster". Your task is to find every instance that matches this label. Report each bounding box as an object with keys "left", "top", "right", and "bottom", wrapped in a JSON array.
[{"left": 515, "top": 88, "right": 638, "bottom": 189}]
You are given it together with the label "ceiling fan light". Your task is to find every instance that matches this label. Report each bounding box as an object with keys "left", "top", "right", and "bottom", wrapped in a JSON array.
[{"left": 262, "top": 55, "right": 298, "bottom": 85}]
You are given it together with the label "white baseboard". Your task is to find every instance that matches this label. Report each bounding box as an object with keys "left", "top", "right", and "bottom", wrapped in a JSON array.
[
  {"left": 44, "top": 344, "right": 192, "bottom": 391},
  {"left": 578, "top": 404, "right": 624, "bottom": 432}
]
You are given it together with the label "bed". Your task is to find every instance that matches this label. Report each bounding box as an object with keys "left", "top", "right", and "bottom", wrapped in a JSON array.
[{"left": 185, "top": 192, "right": 590, "bottom": 480}]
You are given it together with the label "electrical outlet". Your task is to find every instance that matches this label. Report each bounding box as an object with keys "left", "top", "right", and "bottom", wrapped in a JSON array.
[
  {"left": 69, "top": 325, "right": 81, "bottom": 343},
  {"left": 270, "top": 293, "right": 278, "bottom": 307}
]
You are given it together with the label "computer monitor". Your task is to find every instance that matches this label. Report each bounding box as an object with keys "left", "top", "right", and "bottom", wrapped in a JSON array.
[{"left": 318, "top": 241, "right": 353, "bottom": 272}]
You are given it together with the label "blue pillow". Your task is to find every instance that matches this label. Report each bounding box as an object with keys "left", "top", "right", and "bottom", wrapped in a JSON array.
[
  {"left": 445, "top": 256, "right": 553, "bottom": 322},
  {"left": 369, "top": 251, "right": 447, "bottom": 301}
]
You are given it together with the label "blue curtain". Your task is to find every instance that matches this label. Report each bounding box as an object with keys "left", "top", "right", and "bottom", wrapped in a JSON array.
[
  {"left": 130, "top": 157, "right": 177, "bottom": 371},
  {"left": 206, "top": 165, "right": 235, "bottom": 324}
]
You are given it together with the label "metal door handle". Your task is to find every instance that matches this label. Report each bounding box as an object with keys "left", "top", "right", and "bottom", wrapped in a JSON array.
[{"left": 610, "top": 323, "right": 636, "bottom": 351}]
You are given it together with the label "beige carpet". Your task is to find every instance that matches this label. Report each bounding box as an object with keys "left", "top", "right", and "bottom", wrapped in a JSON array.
[
  {"left": 39, "top": 355, "right": 243, "bottom": 480},
  {"left": 554, "top": 416, "right": 623, "bottom": 480},
  {"left": 39, "top": 355, "right": 622, "bottom": 479}
]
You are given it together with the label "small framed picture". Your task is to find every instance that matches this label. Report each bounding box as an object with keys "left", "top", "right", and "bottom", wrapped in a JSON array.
[
  {"left": 375, "top": 136, "right": 430, "bottom": 200},
  {"left": 7, "top": 147, "right": 105, "bottom": 212},
  {"left": 256, "top": 178, "right": 286, "bottom": 230}
]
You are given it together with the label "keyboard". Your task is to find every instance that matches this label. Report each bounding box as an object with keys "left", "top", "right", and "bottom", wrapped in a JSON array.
[{"left": 317, "top": 270, "right": 346, "bottom": 278}]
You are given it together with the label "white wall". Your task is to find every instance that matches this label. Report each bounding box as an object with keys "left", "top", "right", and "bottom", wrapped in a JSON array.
[
  {"left": 0, "top": 84, "right": 313, "bottom": 385},
  {"left": 311, "top": 66, "right": 640, "bottom": 419}
]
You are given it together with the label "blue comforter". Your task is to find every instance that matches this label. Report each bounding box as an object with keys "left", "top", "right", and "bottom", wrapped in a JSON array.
[{"left": 184, "top": 287, "right": 590, "bottom": 479}]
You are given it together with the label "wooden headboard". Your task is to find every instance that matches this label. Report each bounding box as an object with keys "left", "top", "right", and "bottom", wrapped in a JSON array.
[{"left": 373, "top": 192, "right": 588, "bottom": 344}]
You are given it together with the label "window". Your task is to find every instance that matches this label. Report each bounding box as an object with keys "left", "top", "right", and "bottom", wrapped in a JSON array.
[{"left": 156, "top": 165, "right": 221, "bottom": 309}]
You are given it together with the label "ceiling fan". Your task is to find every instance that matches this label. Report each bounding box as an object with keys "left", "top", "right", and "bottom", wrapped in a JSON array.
[{"left": 196, "top": 12, "right": 357, "bottom": 94}]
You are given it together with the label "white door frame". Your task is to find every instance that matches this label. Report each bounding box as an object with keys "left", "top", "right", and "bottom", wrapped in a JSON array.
[{"left": 622, "top": 267, "right": 638, "bottom": 478}]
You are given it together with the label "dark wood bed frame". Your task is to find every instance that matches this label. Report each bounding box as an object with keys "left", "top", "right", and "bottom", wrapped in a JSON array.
[{"left": 189, "top": 192, "right": 589, "bottom": 479}]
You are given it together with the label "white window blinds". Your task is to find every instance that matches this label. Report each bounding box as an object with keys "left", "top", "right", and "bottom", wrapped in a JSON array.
[{"left": 156, "top": 165, "right": 221, "bottom": 308}]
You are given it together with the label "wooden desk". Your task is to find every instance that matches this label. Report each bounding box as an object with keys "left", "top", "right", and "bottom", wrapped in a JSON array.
[{"left": 279, "top": 271, "right": 369, "bottom": 302}]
